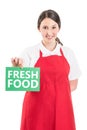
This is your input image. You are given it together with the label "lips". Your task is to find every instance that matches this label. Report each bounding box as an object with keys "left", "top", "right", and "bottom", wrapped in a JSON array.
[{"left": 46, "top": 36, "right": 53, "bottom": 40}]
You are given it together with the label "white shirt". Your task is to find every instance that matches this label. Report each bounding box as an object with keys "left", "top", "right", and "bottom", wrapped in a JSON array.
[{"left": 20, "top": 42, "right": 81, "bottom": 80}]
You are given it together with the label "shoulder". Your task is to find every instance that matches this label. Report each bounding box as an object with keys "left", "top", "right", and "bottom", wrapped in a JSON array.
[
  {"left": 60, "top": 45, "right": 81, "bottom": 80},
  {"left": 60, "top": 45, "right": 76, "bottom": 61},
  {"left": 20, "top": 43, "right": 40, "bottom": 58},
  {"left": 20, "top": 43, "right": 41, "bottom": 59},
  {"left": 61, "top": 45, "right": 74, "bottom": 55},
  {"left": 23, "top": 43, "right": 40, "bottom": 54},
  {"left": 19, "top": 43, "right": 40, "bottom": 67},
  {"left": 60, "top": 45, "right": 78, "bottom": 68}
]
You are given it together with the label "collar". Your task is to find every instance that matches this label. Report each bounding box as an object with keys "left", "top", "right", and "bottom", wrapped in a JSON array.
[{"left": 40, "top": 42, "right": 62, "bottom": 56}]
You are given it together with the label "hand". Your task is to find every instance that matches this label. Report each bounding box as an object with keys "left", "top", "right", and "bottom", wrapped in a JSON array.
[{"left": 11, "top": 57, "right": 23, "bottom": 68}]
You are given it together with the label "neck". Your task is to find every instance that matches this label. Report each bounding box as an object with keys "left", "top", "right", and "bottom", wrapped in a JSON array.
[{"left": 42, "top": 41, "right": 57, "bottom": 51}]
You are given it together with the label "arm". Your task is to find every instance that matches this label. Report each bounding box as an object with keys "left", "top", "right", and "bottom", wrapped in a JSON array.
[{"left": 69, "top": 79, "right": 78, "bottom": 92}]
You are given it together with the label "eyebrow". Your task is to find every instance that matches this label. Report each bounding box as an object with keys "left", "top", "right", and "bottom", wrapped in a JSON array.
[
  {"left": 43, "top": 24, "right": 57, "bottom": 27},
  {"left": 52, "top": 24, "right": 57, "bottom": 26}
]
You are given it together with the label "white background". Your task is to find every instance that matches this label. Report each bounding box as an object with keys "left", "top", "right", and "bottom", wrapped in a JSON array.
[{"left": 0, "top": 0, "right": 87, "bottom": 130}]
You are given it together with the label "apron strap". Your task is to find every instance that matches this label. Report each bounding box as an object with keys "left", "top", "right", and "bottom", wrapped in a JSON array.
[
  {"left": 40, "top": 48, "right": 64, "bottom": 57},
  {"left": 40, "top": 50, "right": 43, "bottom": 57},
  {"left": 60, "top": 48, "right": 64, "bottom": 56}
]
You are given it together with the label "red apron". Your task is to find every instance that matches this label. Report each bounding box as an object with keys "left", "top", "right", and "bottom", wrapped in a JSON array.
[{"left": 20, "top": 48, "right": 76, "bottom": 130}]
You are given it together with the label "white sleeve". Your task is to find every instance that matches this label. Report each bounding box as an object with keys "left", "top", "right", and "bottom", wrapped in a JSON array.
[
  {"left": 19, "top": 49, "right": 31, "bottom": 67},
  {"left": 62, "top": 47, "right": 81, "bottom": 80},
  {"left": 19, "top": 44, "right": 40, "bottom": 67}
]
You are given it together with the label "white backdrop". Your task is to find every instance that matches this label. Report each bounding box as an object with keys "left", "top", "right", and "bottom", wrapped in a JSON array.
[{"left": 0, "top": 0, "right": 87, "bottom": 130}]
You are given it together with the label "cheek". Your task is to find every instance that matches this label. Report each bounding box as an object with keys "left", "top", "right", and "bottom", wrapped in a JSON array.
[
  {"left": 40, "top": 31, "right": 47, "bottom": 37},
  {"left": 54, "top": 29, "right": 59, "bottom": 35},
  {"left": 53, "top": 31, "right": 58, "bottom": 36}
]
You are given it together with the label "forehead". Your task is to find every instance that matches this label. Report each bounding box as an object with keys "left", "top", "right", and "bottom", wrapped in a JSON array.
[{"left": 40, "top": 18, "right": 58, "bottom": 26}]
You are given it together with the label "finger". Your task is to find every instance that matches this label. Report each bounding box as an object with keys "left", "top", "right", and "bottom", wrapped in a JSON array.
[
  {"left": 11, "top": 57, "right": 19, "bottom": 66},
  {"left": 15, "top": 57, "right": 19, "bottom": 65},
  {"left": 18, "top": 59, "right": 23, "bottom": 68},
  {"left": 11, "top": 58, "right": 17, "bottom": 66}
]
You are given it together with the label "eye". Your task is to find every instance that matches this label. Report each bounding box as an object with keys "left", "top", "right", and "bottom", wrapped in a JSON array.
[
  {"left": 43, "top": 26, "right": 48, "bottom": 29},
  {"left": 52, "top": 26, "right": 56, "bottom": 29}
]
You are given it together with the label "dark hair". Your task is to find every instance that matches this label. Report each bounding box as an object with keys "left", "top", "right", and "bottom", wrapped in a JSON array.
[{"left": 37, "top": 9, "right": 63, "bottom": 45}]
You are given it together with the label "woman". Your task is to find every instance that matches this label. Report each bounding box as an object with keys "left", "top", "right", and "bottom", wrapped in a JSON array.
[{"left": 11, "top": 9, "right": 81, "bottom": 130}]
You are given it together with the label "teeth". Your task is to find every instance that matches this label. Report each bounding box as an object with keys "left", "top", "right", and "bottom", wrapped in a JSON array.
[{"left": 47, "top": 37, "right": 52, "bottom": 39}]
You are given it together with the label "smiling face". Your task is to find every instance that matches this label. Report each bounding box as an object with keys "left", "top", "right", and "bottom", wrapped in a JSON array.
[{"left": 38, "top": 18, "right": 60, "bottom": 45}]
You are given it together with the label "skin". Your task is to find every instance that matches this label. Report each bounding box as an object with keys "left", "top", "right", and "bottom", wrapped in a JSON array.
[
  {"left": 38, "top": 18, "right": 60, "bottom": 51},
  {"left": 11, "top": 17, "right": 78, "bottom": 91},
  {"left": 69, "top": 79, "right": 78, "bottom": 91},
  {"left": 11, "top": 57, "right": 23, "bottom": 68}
]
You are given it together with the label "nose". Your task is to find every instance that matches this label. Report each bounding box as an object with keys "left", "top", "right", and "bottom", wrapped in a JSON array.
[{"left": 47, "top": 29, "right": 52, "bottom": 35}]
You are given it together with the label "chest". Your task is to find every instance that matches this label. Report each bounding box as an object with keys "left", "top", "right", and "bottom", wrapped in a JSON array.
[{"left": 35, "top": 55, "right": 70, "bottom": 78}]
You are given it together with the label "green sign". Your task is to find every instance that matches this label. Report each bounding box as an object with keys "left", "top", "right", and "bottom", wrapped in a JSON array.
[{"left": 5, "top": 67, "right": 40, "bottom": 91}]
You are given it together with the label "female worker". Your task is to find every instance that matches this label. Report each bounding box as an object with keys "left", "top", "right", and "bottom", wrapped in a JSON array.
[{"left": 11, "top": 9, "right": 81, "bottom": 130}]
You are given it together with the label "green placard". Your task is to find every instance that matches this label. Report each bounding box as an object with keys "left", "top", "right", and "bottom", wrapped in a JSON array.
[{"left": 5, "top": 67, "right": 40, "bottom": 91}]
